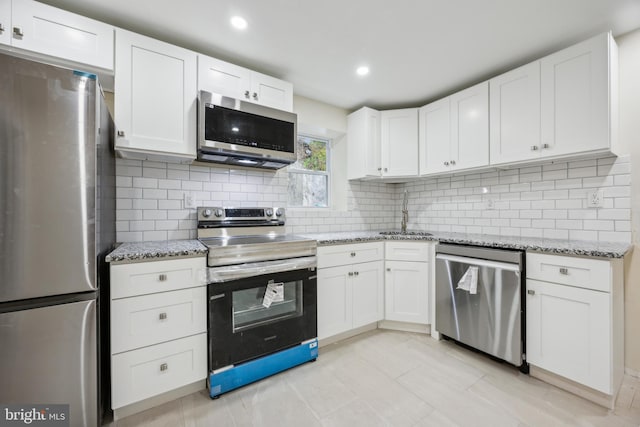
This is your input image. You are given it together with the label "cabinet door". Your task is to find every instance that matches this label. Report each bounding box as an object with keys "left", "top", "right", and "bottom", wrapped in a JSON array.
[
  {"left": 115, "top": 29, "right": 197, "bottom": 160},
  {"left": 317, "top": 265, "right": 352, "bottom": 340},
  {"left": 385, "top": 261, "right": 429, "bottom": 324},
  {"left": 490, "top": 61, "right": 541, "bottom": 165},
  {"left": 197, "top": 54, "right": 251, "bottom": 101},
  {"left": 250, "top": 71, "right": 293, "bottom": 112},
  {"left": 526, "top": 279, "right": 611, "bottom": 394},
  {"left": 11, "top": 0, "right": 113, "bottom": 70},
  {"left": 419, "top": 97, "right": 451, "bottom": 174},
  {"left": 380, "top": 108, "right": 419, "bottom": 177},
  {"left": 351, "top": 261, "right": 384, "bottom": 328},
  {"left": 0, "top": 0, "right": 10, "bottom": 46},
  {"left": 450, "top": 81, "right": 489, "bottom": 170},
  {"left": 347, "top": 107, "right": 381, "bottom": 179},
  {"left": 540, "top": 33, "right": 611, "bottom": 157}
]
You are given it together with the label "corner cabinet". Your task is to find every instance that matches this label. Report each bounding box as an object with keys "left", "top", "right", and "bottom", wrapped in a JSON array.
[
  {"left": 491, "top": 32, "right": 618, "bottom": 165},
  {"left": 317, "top": 242, "right": 384, "bottom": 340},
  {"left": 110, "top": 257, "right": 208, "bottom": 410},
  {"left": 384, "top": 241, "right": 432, "bottom": 324},
  {"left": 347, "top": 107, "right": 419, "bottom": 180},
  {"left": 0, "top": 0, "right": 113, "bottom": 70},
  {"left": 197, "top": 55, "right": 293, "bottom": 112},
  {"left": 525, "top": 252, "right": 623, "bottom": 407},
  {"left": 114, "top": 29, "right": 197, "bottom": 163},
  {"left": 419, "top": 81, "right": 489, "bottom": 175}
]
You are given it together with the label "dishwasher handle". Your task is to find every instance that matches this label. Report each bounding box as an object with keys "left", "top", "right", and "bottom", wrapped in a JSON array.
[{"left": 435, "top": 253, "right": 521, "bottom": 273}]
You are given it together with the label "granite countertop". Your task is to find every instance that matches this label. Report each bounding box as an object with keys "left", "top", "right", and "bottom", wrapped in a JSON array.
[
  {"left": 106, "top": 239, "right": 208, "bottom": 263},
  {"left": 300, "top": 230, "right": 633, "bottom": 259}
]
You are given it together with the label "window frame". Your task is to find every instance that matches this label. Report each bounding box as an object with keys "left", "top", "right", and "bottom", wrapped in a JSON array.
[{"left": 287, "top": 134, "right": 331, "bottom": 209}]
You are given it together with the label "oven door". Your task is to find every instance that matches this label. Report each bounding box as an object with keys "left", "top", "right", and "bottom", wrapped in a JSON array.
[{"left": 208, "top": 267, "right": 317, "bottom": 370}]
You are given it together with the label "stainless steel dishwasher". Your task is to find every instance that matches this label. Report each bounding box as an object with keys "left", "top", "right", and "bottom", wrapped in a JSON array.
[{"left": 435, "top": 244, "right": 527, "bottom": 370}]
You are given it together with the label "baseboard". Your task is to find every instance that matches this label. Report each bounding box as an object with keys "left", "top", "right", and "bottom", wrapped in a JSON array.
[
  {"left": 377, "top": 320, "right": 430, "bottom": 334},
  {"left": 529, "top": 365, "right": 617, "bottom": 409},
  {"left": 318, "top": 323, "right": 377, "bottom": 348},
  {"left": 112, "top": 380, "right": 206, "bottom": 420}
]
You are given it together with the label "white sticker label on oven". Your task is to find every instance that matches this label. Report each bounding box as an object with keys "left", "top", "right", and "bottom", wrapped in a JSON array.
[{"left": 262, "top": 281, "right": 285, "bottom": 308}]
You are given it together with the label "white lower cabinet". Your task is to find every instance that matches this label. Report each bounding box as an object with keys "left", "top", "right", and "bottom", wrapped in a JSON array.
[
  {"left": 110, "top": 257, "right": 207, "bottom": 409},
  {"left": 317, "top": 243, "right": 384, "bottom": 340},
  {"left": 526, "top": 252, "right": 623, "bottom": 402},
  {"left": 384, "top": 242, "right": 432, "bottom": 324}
]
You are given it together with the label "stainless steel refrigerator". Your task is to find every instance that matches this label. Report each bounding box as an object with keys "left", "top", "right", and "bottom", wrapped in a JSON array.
[{"left": 0, "top": 53, "right": 115, "bottom": 426}]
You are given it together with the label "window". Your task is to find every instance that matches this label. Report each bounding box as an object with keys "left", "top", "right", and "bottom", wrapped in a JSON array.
[{"left": 288, "top": 135, "right": 330, "bottom": 208}]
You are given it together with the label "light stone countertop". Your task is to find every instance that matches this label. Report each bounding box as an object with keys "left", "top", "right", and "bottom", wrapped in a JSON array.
[
  {"left": 106, "top": 239, "right": 208, "bottom": 263},
  {"left": 300, "top": 230, "right": 632, "bottom": 259}
]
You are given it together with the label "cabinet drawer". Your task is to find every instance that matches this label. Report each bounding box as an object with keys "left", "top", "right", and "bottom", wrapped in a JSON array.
[
  {"left": 111, "top": 257, "right": 206, "bottom": 299},
  {"left": 111, "top": 287, "right": 207, "bottom": 354},
  {"left": 111, "top": 333, "right": 207, "bottom": 409},
  {"left": 526, "top": 252, "right": 611, "bottom": 292},
  {"left": 385, "top": 241, "right": 432, "bottom": 262},
  {"left": 318, "top": 242, "right": 384, "bottom": 268}
]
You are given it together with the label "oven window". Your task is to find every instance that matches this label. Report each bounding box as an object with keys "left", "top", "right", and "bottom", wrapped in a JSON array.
[{"left": 232, "top": 279, "right": 303, "bottom": 332}]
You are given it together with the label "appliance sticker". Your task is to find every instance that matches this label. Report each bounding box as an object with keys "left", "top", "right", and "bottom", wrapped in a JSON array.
[{"left": 262, "top": 280, "right": 285, "bottom": 308}]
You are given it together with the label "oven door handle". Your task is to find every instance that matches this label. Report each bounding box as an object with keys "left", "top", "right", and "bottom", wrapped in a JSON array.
[{"left": 207, "top": 256, "right": 317, "bottom": 283}]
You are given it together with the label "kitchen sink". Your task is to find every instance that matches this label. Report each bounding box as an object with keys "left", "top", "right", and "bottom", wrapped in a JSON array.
[{"left": 379, "top": 231, "right": 433, "bottom": 236}]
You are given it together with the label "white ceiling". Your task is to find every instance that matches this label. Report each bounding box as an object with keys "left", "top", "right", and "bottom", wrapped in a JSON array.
[{"left": 42, "top": 0, "right": 640, "bottom": 111}]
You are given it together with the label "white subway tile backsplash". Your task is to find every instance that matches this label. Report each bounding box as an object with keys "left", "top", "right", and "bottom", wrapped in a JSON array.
[{"left": 114, "top": 156, "right": 631, "bottom": 243}]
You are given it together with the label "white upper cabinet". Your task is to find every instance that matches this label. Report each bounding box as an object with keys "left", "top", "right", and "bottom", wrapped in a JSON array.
[
  {"left": 1, "top": 0, "right": 113, "bottom": 70},
  {"left": 490, "top": 61, "right": 541, "bottom": 165},
  {"left": 348, "top": 107, "right": 419, "bottom": 180},
  {"left": 540, "top": 32, "right": 616, "bottom": 157},
  {"left": 0, "top": 0, "right": 11, "bottom": 46},
  {"left": 419, "top": 81, "right": 489, "bottom": 175},
  {"left": 198, "top": 55, "right": 293, "bottom": 111},
  {"left": 347, "top": 106, "right": 382, "bottom": 180},
  {"left": 380, "top": 108, "right": 419, "bottom": 177},
  {"left": 114, "top": 29, "right": 197, "bottom": 162}
]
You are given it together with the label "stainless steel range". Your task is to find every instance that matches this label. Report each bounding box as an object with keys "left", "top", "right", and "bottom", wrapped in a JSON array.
[{"left": 197, "top": 207, "right": 318, "bottom": 399}]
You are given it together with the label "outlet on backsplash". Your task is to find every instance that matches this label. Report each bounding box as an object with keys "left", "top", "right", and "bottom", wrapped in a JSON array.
[
  {"left": 183, "top": 192, "right": 197, "bottom": 209},
  {"left": 587, "top": 190, "right": 604, "bottom": 208},
  {"left": 486, "top": 198, "right": 495, "bottom": 210}
]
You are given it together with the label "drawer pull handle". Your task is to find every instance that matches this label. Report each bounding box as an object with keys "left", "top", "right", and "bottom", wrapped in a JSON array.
[
  {"left": 354, "top": 271, "right": 359, "bottom": 276},
  {"left": 348, "top": 272, "right": 354, "bottom": 277},
  {"left": 159, "top": 312, "right": 167, "bottom": 320},
  {"left": 13, "top": 26, "right": 24, "bottom": 38},
  {"left": 350, "top": 252, "right": 356, "bottom": 257},
  {"left": 158, "top": 274, "right": 167, "bottom": 281},
  {"left": 559, "top": 267, "right": 569, "bottom": 275},
  {"left": 527, "top": 290, "right": 535, "bottom": 295},
  {"left": 160, "top": 363, "right": 168, "bottom": 372}
]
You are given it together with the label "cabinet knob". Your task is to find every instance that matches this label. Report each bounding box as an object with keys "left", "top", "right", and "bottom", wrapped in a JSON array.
[
  {"left": 159, "top": 312, "right": 168, "bottom": 320},
  {"left": 444, "top": 161, "right": 449, "bottom": 166},
  {"left": 530, "top": 145, "right": 539, "bottom": 151},
  {"left": 559, "top": 267, "right": 569, "bottom": 275},
  {"left": 13, "top": 27, "right": 23, "bottom": 38},
  {"left": 386, "top": 268, "right": 391, "bottom": 272},
  {"left": 450, "top": 160, "right": 456, "bottom": 165},
  {"left": 527, "top": 289, "right": 535, "bottom": 295},
  {"left": 542, "top": 143, "right": 550, "bottom": 149},
  {"left": 160, "top": 363, "right": 168, "bottom": 372},
  {"left": 384, "top": 168, "right": 388, "bottom": 172},
  {"left": 158, "top": 274, "right": 167, "bottom": 281},
  {"left": 244, "top": 90, "right": 250, "bottom": 99},
  {"left": 0, "top": 23, "right": 5, "bottom": 34},
  {"left": 252, "top": 92, "right": 259, "bottom": 100},
  {"left": 354, "top": 271, "right": 359, "bottom": 276},
  {"left": 377, "top": 167, "right": 382, "bottom": 171},
  {"left": 117, "top": 130, "right": 125, "bottom": 137}
]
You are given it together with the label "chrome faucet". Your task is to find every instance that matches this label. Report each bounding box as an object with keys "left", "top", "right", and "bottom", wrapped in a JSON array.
[{"left": 401, "top": 190, "right": 409, "bottom": 233}]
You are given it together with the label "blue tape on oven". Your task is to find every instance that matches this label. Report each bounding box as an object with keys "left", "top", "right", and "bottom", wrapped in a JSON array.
[{"left": 209, "top": 339, "right": 318, "bottom": 398}]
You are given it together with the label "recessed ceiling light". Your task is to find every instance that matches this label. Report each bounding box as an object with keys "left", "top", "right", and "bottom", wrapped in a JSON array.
[
  {"left": 230, "top": 16, "right": 248, "bottom": 30},
  {"left": 356, "top": 66, "right": 370, "bottom": 76}
]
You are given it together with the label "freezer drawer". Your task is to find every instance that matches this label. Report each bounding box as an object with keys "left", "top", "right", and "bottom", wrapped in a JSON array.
[{"left": 0, "top": 299, "right": 97, "bottom": 427}]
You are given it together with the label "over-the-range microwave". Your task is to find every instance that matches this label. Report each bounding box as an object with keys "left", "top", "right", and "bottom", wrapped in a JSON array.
[{"left": 197, "top": 90, "right": 297, "bottom": 170}]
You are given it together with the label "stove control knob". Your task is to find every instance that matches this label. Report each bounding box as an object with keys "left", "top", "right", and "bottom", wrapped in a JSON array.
[
  {"left": 265, "top": 208, "right": 274, "bottom": 217},
  {"left": 275, "top": 208, "right": 284, "bottom": 217},
  {"left": 214, "top": 209, "right": 224, "bottom": 217},
  {"left": 202, "top": 209, "right": 213, "bottom": 218}
]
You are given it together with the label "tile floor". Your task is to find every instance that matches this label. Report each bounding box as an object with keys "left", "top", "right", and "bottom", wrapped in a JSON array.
[{"left": 112, "top": 330, "right": 640, "bottom": 426}]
